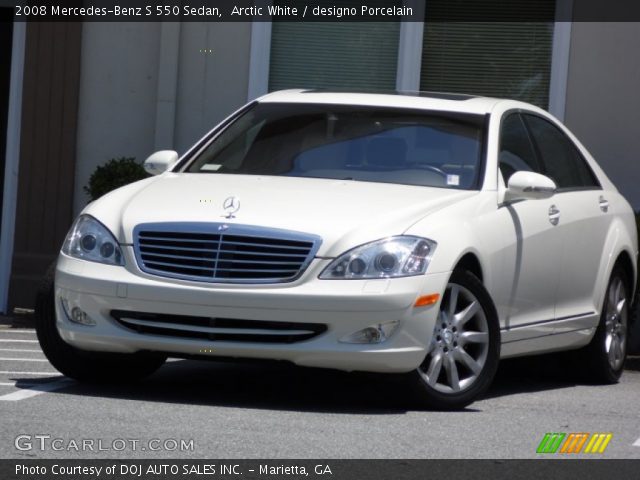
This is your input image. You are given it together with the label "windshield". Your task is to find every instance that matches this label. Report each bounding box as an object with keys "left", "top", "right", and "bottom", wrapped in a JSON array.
[{"left": 185, "top": 103, "right": 486, "bottom": 189}]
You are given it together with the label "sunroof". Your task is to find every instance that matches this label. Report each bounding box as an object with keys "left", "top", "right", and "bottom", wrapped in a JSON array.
[{"left": 300, "top": 88, "right": 479, "bottom": 101}]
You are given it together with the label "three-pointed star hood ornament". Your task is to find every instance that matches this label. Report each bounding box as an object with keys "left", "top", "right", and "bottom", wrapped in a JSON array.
[{"left": 222, "top": 196, "right": 240, "bottom": 219}]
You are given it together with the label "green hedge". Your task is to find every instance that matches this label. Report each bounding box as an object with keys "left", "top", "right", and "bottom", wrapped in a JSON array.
[{"left": 84, "top": 157, "right": 149, "bottom": 202}]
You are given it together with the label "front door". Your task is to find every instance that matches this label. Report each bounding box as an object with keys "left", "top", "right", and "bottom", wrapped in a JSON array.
[{"left": 497, "top": 113, "right": 562, "bottom": 333}]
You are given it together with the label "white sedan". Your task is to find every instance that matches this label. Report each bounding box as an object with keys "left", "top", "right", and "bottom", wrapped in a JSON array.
[{"left": 37, "top": 90, "right": 637, "bottom": 409}]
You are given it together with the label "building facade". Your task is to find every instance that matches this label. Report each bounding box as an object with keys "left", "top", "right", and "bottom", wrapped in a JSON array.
[{"left": 1, "top": 2, "right": 640, "bottom": 311}]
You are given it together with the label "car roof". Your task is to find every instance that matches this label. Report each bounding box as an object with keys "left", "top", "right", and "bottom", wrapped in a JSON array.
[{"left": 257, "top": 89, "right": 508, "bottom": 115}]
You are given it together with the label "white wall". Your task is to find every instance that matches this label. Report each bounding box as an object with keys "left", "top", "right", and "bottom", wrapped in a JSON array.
[
  {"left": 564, "top": 22, "right": 640, "bottom": 209},
  {"left": 74, "top": 23, "right": 161, "bottom": 213},
  {"left": 174, "top": 22, "right": 251, "bottom": 153},
  {"left": 74, "top": 22, "right": 252, "bottom": 213}
]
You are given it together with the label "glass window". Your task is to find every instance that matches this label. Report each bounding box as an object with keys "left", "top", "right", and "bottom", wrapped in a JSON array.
[
  {"left": 523, "top": 115, "right": 600, "bottom": 189},
  {"left": 420, "top": 1, "right": 555, "bottom": 108},
  {"left": 187, "top": 103, "right": 487, "bottom": 190},
  {"left": 499, "top": 113, "right": 542, "bottom": 183},
  {"left": 269, "top": 20, "right": 399, "bottom": 91}
]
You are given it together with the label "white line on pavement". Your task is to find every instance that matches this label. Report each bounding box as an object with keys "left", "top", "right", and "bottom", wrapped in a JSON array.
[
  {"left": 0, "top": 349, "right": 42, "bottom": 353},
  {"left": 0, "top": 382, "right": 17, "bottom": 386},
  {"left": 0, "top": 330, "right": 36, "bottom": 334},
  {"left": 0, "top": 379, "right": 73, "bottom": 401},
  {"left": 0, "top": 371, "right": 59, "bottom": 375},
  {"left": 0, "top": 339, "right": 38, "bottom": 343},
  {"left": 633, "top": 438, "right": 640, "bottom": 447},
  {"left": 0, "top": 358, "right": 48, "bottom": 362}
]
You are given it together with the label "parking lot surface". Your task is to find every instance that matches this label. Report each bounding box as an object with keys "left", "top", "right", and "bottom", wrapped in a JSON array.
[{"left": 1, "top": 325, "right": 639, "bottom": 459}]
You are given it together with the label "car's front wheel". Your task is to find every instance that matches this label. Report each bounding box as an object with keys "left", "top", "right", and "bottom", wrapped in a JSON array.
[
  {"left": 408, "top": 269, "right": 500, "bottom": 410},
  {"left": 35, "top": 263, "right": 166, "bottom": 383}
]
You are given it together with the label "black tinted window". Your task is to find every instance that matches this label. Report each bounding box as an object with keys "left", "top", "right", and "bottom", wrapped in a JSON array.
[
  {"left": 187, "top": 103, "right": 486, "bottom": 190},
  {"left": 523, "top": 115, "right": 599, "bottom": 189},
  {"left": 499, "top": 113, "right": 542, "bottom": 182}
]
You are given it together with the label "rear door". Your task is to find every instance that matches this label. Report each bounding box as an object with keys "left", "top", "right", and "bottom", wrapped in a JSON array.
[{"left": 522, "top": 114, "right": 609, "bottom": 328}]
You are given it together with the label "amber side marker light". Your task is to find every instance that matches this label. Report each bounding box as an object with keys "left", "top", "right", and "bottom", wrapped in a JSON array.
[{"left": 414, "top": 293, "right": 440, "bottom": 307}]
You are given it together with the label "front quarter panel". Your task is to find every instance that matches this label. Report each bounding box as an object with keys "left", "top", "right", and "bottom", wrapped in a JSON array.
[
  {"left": 404, "top": 192, "right": 514, "bottom": 326},
  {"left": 80, "top": 176, "right": 160, "bottom": 242}
]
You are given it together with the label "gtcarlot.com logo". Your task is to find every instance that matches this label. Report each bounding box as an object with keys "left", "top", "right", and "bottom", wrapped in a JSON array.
[
  {"left": 14, "top": 435, "right": 194, "bottom": 452},
  {"left": 536, "top": 432, "right": 613, "bottom": 454}
]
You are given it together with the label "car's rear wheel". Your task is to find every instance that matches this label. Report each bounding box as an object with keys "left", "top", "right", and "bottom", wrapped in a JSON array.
[
  {"left": 408, "top": 269, "right": 500, "bottom": 410},
  {"left": 35, "top": 263, "right": 166, "bottom": 383},
  {"left": 581, "top": 266, "right": 628, "bottom": 383}
]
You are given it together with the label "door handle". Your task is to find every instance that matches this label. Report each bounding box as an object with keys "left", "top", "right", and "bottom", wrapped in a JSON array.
[
  {"left": 548, "top": 205, "right": 560, "bottom": 226},
  {"left": 599, "top": 196, "right": 609, "bottom": 213}
]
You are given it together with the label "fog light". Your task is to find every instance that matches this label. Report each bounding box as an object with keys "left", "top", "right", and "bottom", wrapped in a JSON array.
[
  {"left": 340, "top": 320, "right": 399, "bottom": 344},
  {"left": 61, "top": 298, "right": 95, "bottom": 326},
  {"left": 71, "top": 307, "right": 95, "bottom": 326}
]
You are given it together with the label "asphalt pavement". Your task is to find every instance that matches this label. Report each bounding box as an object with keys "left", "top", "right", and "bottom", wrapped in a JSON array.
[{"left": 0, "top": 325, "right": 639, "bottom": 459}]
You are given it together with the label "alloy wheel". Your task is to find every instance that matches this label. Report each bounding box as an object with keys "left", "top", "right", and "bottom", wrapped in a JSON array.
[
  {"left": 605, "top": 276, "right": 627, "bottom": 371},
  {"left": 419, "top": 283, "right": 490, "bottom": 393}
]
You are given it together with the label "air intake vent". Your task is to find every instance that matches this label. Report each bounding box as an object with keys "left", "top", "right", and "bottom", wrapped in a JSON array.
[{"left": 111, "top": 310, "right": 328, "bottom": 344}]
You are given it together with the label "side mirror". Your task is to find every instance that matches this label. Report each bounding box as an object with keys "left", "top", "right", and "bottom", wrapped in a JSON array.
[
  {"left": 504, "top": 171, "right": 556, "bottom": 203},
  {"left": 143, "top": 150, "right": 178, "bottom": 176}
]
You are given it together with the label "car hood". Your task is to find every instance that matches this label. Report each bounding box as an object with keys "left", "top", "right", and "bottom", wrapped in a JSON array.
[{"left": 86, "top": 173, "right": 477, "bottom": 257}]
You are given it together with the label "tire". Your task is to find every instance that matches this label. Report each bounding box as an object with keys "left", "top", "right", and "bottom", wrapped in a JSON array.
[
  {"left": 35, "top": 262, "right": 166, "bottom": 383},
  {"left": 628, "top": 290, "right": 640, "bottom": 355},
  {"left": 407, "top": 269, "right": 500, "bottom": 410},
  {"left": 580, "top": 266, "right": 629, "bottom": 383}
]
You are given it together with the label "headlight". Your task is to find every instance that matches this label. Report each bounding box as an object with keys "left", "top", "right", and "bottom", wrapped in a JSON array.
[
  {"left": 61, "top": 215, "right": 124, "bottom": 266},
  {"left": 319, "top": 236, "right": 436, "bottom": 280}
]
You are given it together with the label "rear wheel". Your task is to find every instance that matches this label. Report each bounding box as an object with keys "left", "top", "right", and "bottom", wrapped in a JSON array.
[
  {"left": 408, "top": 269, "right": 500, "bottom": 410},
  {"left": 581, "top": 267, "right": 628, "bottom": 383},
  {"left": 35, "top": 263, "right": 166, "bottom": 383}
]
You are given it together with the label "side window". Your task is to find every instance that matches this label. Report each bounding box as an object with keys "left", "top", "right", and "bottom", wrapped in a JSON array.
[
  {"left": 523, "top": 115, "right": 600, "bottom": 190},
  {"left": 498, "top": 113, "right": 542, "bottom": 183}
]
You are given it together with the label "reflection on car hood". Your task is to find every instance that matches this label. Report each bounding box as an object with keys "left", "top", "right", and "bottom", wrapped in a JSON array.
[{"left": 85, "top": 173, "right": 477, "bottom": 257}]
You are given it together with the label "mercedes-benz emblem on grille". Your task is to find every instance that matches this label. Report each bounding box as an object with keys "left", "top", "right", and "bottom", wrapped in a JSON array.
[{"left": 222, "top": 196, "right": 240, "bottom": 219}]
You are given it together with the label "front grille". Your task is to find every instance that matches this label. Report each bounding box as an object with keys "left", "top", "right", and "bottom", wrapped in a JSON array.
[
  {"left": 111, "top": 310, "right": 327, "bottom": 344},
  {"left": 133, "top": 222, "right": 321, "bottom": 283}
]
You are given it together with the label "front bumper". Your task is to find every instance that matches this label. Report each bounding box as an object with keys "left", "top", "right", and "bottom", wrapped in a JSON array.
[{"left": 54, "top": 248, "right": 450, "bottom": 373}]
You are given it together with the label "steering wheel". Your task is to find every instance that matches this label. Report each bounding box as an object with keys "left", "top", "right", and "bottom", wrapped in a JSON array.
[{"left": 412, "top": 164, "right": 448, "bottom": 179}]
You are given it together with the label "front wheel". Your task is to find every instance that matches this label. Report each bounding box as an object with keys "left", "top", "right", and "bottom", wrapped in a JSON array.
[{"left": 407, "top": 269, "right": 500, "bottom": 410}]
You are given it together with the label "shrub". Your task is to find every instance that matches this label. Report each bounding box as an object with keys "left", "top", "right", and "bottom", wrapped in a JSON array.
[{"left": 84, "top": 157, "right": 149, "bottom": 202}]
